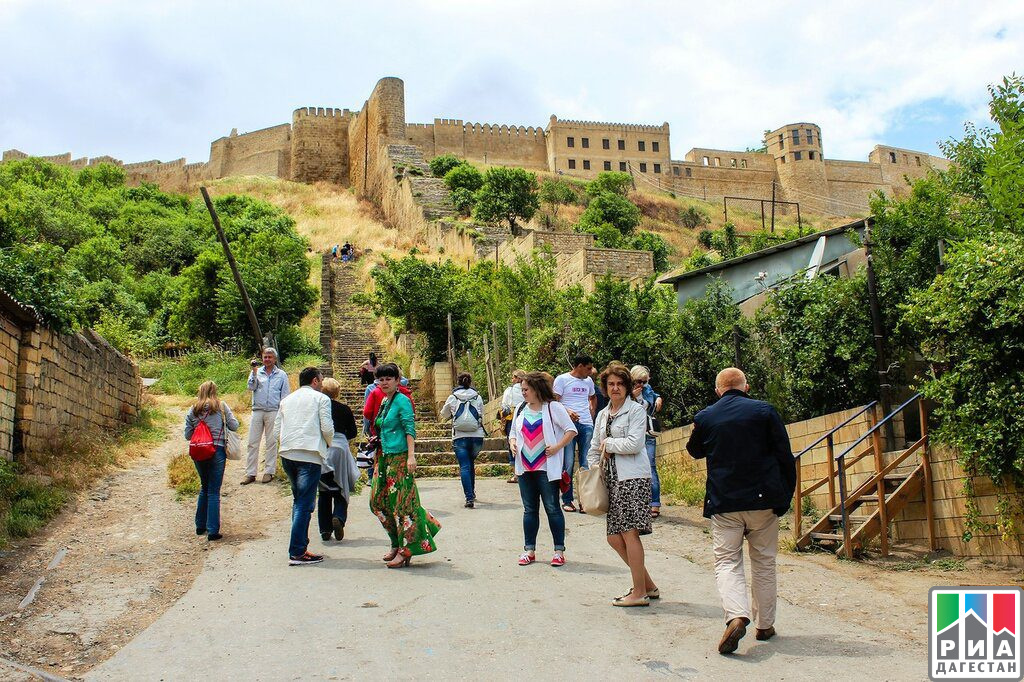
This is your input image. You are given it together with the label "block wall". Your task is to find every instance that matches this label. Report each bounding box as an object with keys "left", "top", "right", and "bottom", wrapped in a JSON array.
[
  {"left": 349, "top": 77, "right": 407, "bottom": 201},
  {"left": 16, "top": 327, "right": 142, "bottom": 456},
  {"left": 547, "top": 117, "right": 671, "bottom": 178},
  {"left": 0, "top": 312, "right": 20, "bottom": 460}
]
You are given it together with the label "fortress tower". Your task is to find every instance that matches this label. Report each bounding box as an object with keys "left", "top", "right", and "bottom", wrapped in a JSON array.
[
  {"left": 290, "top": 107, "right": 352, "bottom": 184},
  {"left": 765, "top": 123, "right": 830, "bottom": 214}
]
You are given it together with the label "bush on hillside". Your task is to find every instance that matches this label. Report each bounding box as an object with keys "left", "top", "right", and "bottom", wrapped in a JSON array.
[
  {"left": 578, "top": 192, "right": 641, "bottom": 236},
  {"left": 539, "top": 177, "right": 585, "bottom": 217},
  {"left": 680, "top": 205, "right": 712, "bottom": 230},
  {"left": 585, "top": 171, "right": 632, "bottom": 198},
  {"left": 429, "top": 154, "right": 464, "bottom": 178},
  {"left": 472, "top": 167, "right": 539, "bottom": 232},
  {"left": 444, "top": 164, "right": 484, "bottom": 194}
]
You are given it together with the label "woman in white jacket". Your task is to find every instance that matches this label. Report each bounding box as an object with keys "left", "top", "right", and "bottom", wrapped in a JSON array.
[
  {"left": 440, "top": 373, "right": 487, "bottom": 508},
  {"left": 588, "top": 363, "right": 659, "bottom": 607},
  {"left": 508, "top": 371, "right": 577, "bottom": 567}
]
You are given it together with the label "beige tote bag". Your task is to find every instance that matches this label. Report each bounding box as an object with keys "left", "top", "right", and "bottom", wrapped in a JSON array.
[
  {"left": 578, "top": 462, "right": 609, "bottom": 516},
  {"left": 221, "top": 405, "right": 243, "bottom": 461}
]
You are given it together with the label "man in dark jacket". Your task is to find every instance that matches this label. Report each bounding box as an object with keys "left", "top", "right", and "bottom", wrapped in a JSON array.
[{"left": 686, "top": 368, "right": 795, "bottom": 656}]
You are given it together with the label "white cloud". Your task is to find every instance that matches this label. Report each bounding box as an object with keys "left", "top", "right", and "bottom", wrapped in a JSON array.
[{"left": 1, "top": 1, "right": 1021, "bottom": 163}]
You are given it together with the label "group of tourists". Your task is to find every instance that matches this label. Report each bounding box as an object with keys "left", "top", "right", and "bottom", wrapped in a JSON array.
[
  {"left": 182, "top": 345, "right": 795, "bottom": 654},
  {"left": 330, "top": 242, "right": 355, "bottom": 262}
]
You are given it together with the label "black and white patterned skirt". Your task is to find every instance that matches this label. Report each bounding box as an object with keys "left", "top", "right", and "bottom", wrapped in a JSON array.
[{"left": 603, "top": 456, "right": 652, "bottom": 536}]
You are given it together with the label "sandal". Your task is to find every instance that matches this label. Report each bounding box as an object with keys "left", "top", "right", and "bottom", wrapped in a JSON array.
[
  {"left": 650, "top": 507, "right": 661, "bottom": 518},
  {"left": 518, "top": 552, "right": 535, "bottom": 566},
  {"left": 562, "top": 503, "right": 577, "bottom": 513},
  {"left": 613, "top": 595, "right": 650, "bottom": 607},
  {"left": 382, "top": 548, "right": 399, "bottom": 562},
  {"left": 618, "top": 587, "right": 661, "bottom": 600}
]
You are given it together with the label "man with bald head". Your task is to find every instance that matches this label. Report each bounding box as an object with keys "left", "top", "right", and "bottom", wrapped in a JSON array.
[{"left": 686, "top": 368, "right": 795, "bottom": 655}]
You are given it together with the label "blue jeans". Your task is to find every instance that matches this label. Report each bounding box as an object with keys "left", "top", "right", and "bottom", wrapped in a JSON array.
[
  {"left": 454, "top": 437, "right": 483, "bottom": 502},
  {"left": 282, "top": 458, "right": 321, "bottom": 558},
  {"left": 562, "top": 423, "right": 594, "bottom": 505},
  {"left": 646, "top": 437, "right": 661, "bottom": 508},
  {"left": 518, "top": 471, "right": 565, "bottom": 551},
  {"left": 194, "top": 446, "right": 226, "bottom": 535}
]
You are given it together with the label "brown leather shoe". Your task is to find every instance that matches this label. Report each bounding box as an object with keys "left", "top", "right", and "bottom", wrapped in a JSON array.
[
  {"left": 239, "top": 475, "right": 256, "bottom": 485},
  {"left": 718, "top": 618, "right": 747, "bottom": 655},
  {"left": 755, "top": 626, "right": 776, "bottom": 641},
  {"left": 260, "top": 474, "right": 274, "bottom": 484}
]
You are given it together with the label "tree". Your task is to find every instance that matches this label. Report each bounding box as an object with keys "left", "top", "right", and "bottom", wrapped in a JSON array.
[
  {"left": 578, "top": 192, "right": 641, "bottom": 236},
  {"left": 681, "top": 206, "right": 711, "bottom": 230},
  {"left": 629, "top": 231, "right": 671, "bottom": 273},
  {"left": 443, "top": 163, "right": 484, "bottom": 193},
  {"left": 472, "top": 167, "right": 539, "bottom": 232},
  {"left": 585, "top": 171, "right": 632, "bottom": 198},
  {"left": 538, "top": 178, "right": 581, "bottom": 218},
  {"left": 429, "top": 154, "right": 464, "bottom": 178}
]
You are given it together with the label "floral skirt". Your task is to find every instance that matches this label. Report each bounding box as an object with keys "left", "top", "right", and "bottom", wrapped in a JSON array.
[
  {"left": 603, "top": 456, "right": 652, "bottom": 536},
  {"left": 370, "top": 451, "right": 441, "bottom": 555}
]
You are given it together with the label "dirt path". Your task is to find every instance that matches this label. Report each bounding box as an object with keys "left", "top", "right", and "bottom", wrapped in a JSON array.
[{"left": 0, "top": 406, "right": 288, "bottom": 681}]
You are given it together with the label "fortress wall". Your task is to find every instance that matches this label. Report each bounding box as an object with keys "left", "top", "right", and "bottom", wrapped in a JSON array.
[
  {"left": 534, "top": 231, "right": 594, "bottom": 254},
  {"left": 683, "top": 149, "right": 776, "bottom": 171},
  {"left": 291, "top": 107, "right": 352, "bottom": 184},
  {"left": 405, "top": 123, "right": 436, "bottom": 158},
  {"left": 349, "top": 77, "right": 406, "bottom": 201},
  {"left": 460, "top": 122, "right": 547, "bottom": 169},
  {"left": 214, "top": 123, "right": 292, "bottom": 179},
  {"left": 547, "top": 117, "right": 671, "bottom": 178}
]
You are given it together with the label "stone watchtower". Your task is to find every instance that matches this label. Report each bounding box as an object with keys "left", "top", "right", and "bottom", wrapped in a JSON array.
[
  {"left": 290, "top": 107, "right": 352, "bottom": 184},
  {"left": 765, "top": 123, "right": 830, "bottom": 215}
]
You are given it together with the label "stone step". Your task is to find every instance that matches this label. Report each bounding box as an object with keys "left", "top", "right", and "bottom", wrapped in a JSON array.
[
  {"left": 416, "top": 451, "right": 508, "bottom": 466},
  {"left": 416, "top": 437, "right": 507, "bottom": 453},
  {"left": 415, "top": 463, "right": 513, "bottom": 479}
]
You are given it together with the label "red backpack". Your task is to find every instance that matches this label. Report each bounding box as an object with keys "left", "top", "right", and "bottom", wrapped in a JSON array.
[{"left": 189, "top": 418, "right": 217, "bottom": 461}]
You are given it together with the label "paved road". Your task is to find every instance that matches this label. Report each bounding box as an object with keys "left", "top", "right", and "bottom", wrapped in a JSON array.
[{"left": 88, "top": 479, "right": 923, "bottom": 681}]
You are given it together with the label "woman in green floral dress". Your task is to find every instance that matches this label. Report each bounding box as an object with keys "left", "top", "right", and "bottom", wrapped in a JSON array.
[{"left": 369, "top": 363, "right": 440, "bottom": 567}]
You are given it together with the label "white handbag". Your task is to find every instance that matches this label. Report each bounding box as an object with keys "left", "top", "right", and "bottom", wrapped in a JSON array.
[
  {"left": 221, "top": 405, "right": 243, "bottom": 461},
  {"left": 578, "top": 462, "right": 609, "bottom": 516}
]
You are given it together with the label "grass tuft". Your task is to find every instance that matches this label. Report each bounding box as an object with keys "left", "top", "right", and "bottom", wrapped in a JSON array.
[{"left": 658, "top": 460, "right": 705, "bottom": 506}]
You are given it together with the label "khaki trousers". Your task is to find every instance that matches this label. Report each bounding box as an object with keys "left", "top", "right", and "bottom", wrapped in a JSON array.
[
  {"left": 710, "top": 509, "right": 779, "bottom": 629},
  {"left": 246, "top": 410, "right": 279, "bottom": 477}
]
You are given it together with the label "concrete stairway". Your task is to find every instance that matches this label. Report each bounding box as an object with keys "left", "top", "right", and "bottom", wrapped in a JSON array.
[{"left": 324, "top": 259, "right": 510, "bottom": 479}]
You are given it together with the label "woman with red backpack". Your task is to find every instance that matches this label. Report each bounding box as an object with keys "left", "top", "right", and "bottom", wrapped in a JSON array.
[{"left": 184, "top": 381, "right": 239, "bottom": 541}]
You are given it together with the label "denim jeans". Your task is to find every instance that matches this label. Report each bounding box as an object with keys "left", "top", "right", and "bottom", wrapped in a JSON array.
[
  {"left": 282, "top": 458, "right": 321, "bottom": 558},
  {"left": 518, "top": 471, "right": 565, "bottom": 551},
  {"left": 562, "top": 423, "right": 594, "bottom": 505},
  {"left": 646, "top": 437, "right": 661, "bottom": 508},
  {"left": 317, "top": 489, "right": 349, "bottom": 536},
  {"left": 194, "top": 446, "right": 226, "bottom": 535},
  {"left": 454, "top": 437, "right": 483, "bottom": 502}
]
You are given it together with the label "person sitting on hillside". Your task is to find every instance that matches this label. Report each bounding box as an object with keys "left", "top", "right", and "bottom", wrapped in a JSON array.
[
  {"left": 440, "top": 372, "right": 487, "bottom": 508},
  {"left": 359, "top": 352, "right": 379, "bottom": 386},
  {"left": 686, "top": 368, "right": 795, "bottom": 655}
]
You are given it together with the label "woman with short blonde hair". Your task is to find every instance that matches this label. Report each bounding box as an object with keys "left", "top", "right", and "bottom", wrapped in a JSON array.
[
  {"left": 318, "top": 376, "right": 357, "bottom": 542},
  {"left": 321, "top": 377, "right": 342, "bottom": 400},
  {"left": 183, "top": 381, "right": 239, "bottom": 541}
]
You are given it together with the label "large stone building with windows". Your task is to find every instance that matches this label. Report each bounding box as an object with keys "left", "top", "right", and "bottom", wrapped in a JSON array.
[{"left": 3, "top": 76, "right": 947, "bottom": 217}]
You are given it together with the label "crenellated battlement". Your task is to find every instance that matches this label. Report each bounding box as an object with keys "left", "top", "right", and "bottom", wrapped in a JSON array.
[
  {"left": 293, "top": 106, "right": 352, "bottom": 121},
  {"left": 549, "top": 116, "right": 669, "bottom": 133}
]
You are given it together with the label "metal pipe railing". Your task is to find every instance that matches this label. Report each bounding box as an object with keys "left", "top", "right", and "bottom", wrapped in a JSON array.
[
  {"left": 794, "top": 401, "right": 878, "bottom": 459},
  {"left": 835, "top": 393, "right": 921, "bottom": 462}
]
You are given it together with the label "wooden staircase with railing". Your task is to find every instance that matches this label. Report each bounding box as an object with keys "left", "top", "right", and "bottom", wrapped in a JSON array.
[{"left": 794, "top": 394, "right": 937, "bottom": 559}]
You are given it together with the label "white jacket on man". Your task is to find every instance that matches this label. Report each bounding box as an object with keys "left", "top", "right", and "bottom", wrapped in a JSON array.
[
  {"left": 587, "top": 397, "right": 651, "bottom": 481},
  {"left": 273, "top": 386, "right": 334, "bottom": 466}
]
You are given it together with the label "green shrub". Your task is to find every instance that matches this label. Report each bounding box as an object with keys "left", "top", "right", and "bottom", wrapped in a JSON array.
[
  {"left": 681, "top": 206, "right": 712, "bottom": 230},
  {"left": 578, "top": 192, "right": 641, "bottom": 236},
  {"left": 472, "top": 167, "right": 539, "bottom": 231},
  {"left": 585, "top": 171, "right": 632, "bottom": 198},
  {"left": 429, "top": 154, "right": 464, "bottom": 178},
  {"left": 444, "top": 164, "right": 484, "bottom": 194}
]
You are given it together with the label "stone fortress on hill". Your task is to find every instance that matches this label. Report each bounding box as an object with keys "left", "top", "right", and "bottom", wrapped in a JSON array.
[{"left": 4, "top": 77, "right": 947, "bottom": 218}]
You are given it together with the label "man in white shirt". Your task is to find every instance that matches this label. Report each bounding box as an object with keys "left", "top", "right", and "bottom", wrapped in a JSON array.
[
  {"left": 244, "top": 347, "right": 291, "bottom": 484},
  {"left": 273, "top": 367, "right": 333, "bottom": 566},
  {"left": 553, "top": 354, "right": 596, "bottom": 511}
]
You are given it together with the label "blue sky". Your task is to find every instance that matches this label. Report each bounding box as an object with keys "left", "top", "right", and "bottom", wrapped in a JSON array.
[{"left": 1, "top": 1, "right": 1021, "bottom": 165}]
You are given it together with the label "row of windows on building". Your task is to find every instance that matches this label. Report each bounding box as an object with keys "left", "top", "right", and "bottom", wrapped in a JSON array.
[
  {"left": 778, "top": 128, "right": 818, "bottom": 149},
  {"left": 701, "top": 156, "right": 749, "bottom": 168},
  {"left": 567, "top": 159, "right": 662, "bottom": 173},
  {"left": 566, "top": 136, "right": 660, "bottom": 153},
  {"left": 779, "top": 150, "right": 819, "bottom": 163},
  {"left": 888, "top": 151, "right": 923, "bottom": 166}
]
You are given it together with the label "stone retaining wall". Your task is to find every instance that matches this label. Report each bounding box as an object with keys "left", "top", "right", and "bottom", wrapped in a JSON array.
[{"left": 0, "top": 292, "right": 141, "bottom": 461}]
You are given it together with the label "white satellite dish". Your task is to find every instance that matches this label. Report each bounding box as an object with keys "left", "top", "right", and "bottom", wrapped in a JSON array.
[{"left": 805, "top": 236, "right": 827, "bottom": 279}]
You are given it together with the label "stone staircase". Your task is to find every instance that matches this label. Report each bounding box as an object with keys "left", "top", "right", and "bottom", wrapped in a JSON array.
[
  {"left": 323, "top": 259, "right": 511, "bottom": 479},
  {"left": 388, "top": 144, "right": 459, "bottom": 221}
]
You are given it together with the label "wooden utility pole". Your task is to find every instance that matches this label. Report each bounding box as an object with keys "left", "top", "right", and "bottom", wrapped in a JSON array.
[
  {"left": 524, "top": 303, "right": 531, "bottom": 344},
  {"left": 863, "top": 219, "right": 895, "bottom": 449},
  {"left": 482, "top": 335, "right": 494, "bottom": 401},
  {"left": 769, "top": 180, "right": 777, "bottom": 233},
  {"left": 200, "top": 186, "right": 263, "bottom": 351},
  {"left": 491, "top": 322, "right": 502, "bottom": 379},
  {"left": 446, "top": 313, "right": 457, "bottom": 387}
]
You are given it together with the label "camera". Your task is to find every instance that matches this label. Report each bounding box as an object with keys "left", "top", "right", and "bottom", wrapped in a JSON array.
[{"left": 250, "top": 359, "right": 260, "bottom": 367}]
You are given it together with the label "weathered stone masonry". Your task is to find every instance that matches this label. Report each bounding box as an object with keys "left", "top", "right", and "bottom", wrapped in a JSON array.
[{"left": 0, "top": 290, "right": 142, "bottom": 461}]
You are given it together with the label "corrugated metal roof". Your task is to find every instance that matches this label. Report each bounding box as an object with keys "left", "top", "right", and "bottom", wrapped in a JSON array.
[{"left": 0, "top": 287, "right": 42, "bottom": 327}]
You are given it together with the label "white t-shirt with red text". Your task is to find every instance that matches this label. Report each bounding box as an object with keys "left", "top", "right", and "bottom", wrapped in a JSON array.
[{"left": 553, "top": 373, "right": 596, "bottom": 426}]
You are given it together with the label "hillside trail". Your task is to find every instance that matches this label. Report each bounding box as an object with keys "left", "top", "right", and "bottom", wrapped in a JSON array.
[{"left": 0, "top": 402, "right": 289, "bottom": 681}]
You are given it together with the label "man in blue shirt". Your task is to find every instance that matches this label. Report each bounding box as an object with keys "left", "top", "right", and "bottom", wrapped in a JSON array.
[{"left": 243, "top": 347, "right": 291, "bottom": 484}]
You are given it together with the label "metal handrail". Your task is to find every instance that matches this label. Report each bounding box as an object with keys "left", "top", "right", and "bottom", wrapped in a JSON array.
[
  {"left": 794, "top": 401, "right": 877, "bottom": 459},
  {"left": 835, "top": 393, "right": 922, "bottom": 461}
]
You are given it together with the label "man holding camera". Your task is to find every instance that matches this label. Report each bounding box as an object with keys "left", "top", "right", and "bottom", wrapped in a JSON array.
[{"left": 243, "top": 348, "right": 291, "bottom": 484}]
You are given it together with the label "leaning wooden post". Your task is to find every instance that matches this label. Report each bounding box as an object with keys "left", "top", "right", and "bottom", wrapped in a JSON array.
[
  {"left": 506, "top": 319, "right": 514, "bottom": 370},
  {"left": 491, "top": 322, "right": 502, "bottom": 380},
  {"left": 446, "top": 313, "right": 457, "bottom": 388},
  {"left": 482, "top": 335, "right": 494, "bottom": 402},
  {"left": 920, "top": 398, "right": 937, "bottom": 550},
  {"left": 826, "top": 434, "right": 837, "bottom": 510},
  {"left": 871, "top": 405, "right": 890, "bottom": 556},
  {"left": 794, "top": 461, "right": 803, "bottom": 543},
  {"left": 524, "top": 303, "right": 531, "bottom": 345},
  {"left": 200, "top": 186, "right": 263, "bottom": 351}
]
